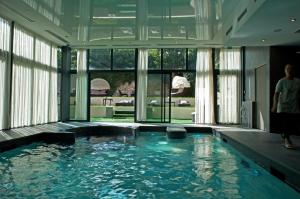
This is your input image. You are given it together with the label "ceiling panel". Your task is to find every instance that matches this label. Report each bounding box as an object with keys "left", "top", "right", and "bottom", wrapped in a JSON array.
[{"left": 0, "top": 0, "right": 299, "bottom": 47}]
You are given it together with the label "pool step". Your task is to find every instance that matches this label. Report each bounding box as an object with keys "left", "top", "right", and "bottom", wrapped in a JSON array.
[
  {"left": 166, "top": 127, "right": 187, "bottom": 139},
  {"left": 114, "top": 110, "right": 135, "bottom": 117}
]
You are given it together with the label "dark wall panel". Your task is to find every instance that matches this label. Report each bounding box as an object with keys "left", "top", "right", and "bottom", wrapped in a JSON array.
[{"left": 270, "top": 46, "right": 300, "bottom": 133}]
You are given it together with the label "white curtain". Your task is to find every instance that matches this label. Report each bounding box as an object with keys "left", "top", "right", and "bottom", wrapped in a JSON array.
[
  {"left": 11, "top": 59, "right": 33, "bottom": 128},
  {"left": 11, "top": 25, "right": 58, "bottom": 128},
  {"left": 75, "top": 49, "right": 87, "bottom": 120},
  {"left": 219, "top": 48, "right": 241, "bottom": 123},
  {"left": 49, "top": 46, "right": 58, "bottom": 122},
  {"left": 195, "top": 48, "right": 215, "bottom": 124},
  {"left": 136, "top": 49, "right": 148, "bottom": 121},
  {"left": 0, "top": 17, "right": 10, "bottom": 130},
  {"left": 32, "top": 38, "right": 51, "bottom": 125},
  {"left": 11, "top": 27, "right": 34, "bottom": 128}
]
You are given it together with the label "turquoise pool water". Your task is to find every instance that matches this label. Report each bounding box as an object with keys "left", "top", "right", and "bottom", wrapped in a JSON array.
[{"left": 0, "top": 133, "right": 299, "bottom": 199}]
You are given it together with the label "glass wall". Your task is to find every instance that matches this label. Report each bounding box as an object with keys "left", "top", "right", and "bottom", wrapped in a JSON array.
[
  {"left": 146, "top": 48, "right": 196, "bottom": 123},
  {"left": 89, "top": 48, "right": 197, "bottom": 124},
  {"left": 82, "top": 47, "right": 240, "bottom": 124},
  {"left": 88, "top": 48, "right": 136, "bottom": 122},
  {"left": 171, "top": 72, "right": 195, "bottom": 123},
  {"left": 145, "top": 73, "right": 171, "bottom": 123},
  {"left": 90, "top": 71, "right": 135, "bottom": 122}
]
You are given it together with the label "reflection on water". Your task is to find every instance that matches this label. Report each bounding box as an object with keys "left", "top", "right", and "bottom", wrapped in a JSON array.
[{"left": 193, "top": 135, "right": 240, "bottom": 198}]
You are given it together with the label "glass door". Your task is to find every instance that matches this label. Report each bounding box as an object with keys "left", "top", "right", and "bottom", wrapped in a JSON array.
[{"left": 145, "top": 72, "right": 171, "bottom": 123}]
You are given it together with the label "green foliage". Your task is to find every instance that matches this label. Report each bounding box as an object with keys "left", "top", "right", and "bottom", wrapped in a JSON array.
[
  {"left": 148, "top": 49, "right": 161, "bottom": 69},
  {"left": 163, "top": 49, "right": 186, "bottom": 70},
  {"left": 113, "top": 49, "right": 135, "bottom": 69},
  {"left": 89, "top": 49, "right": 111, "bottom": 70}
]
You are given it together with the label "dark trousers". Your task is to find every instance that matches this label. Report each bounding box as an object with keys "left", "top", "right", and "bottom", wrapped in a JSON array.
[{"left": 275, "top": 113, "right": 300, "bottom": 139}]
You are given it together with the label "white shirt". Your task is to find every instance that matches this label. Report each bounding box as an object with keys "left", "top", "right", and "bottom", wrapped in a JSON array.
[{"left": 275, "top": 77, "right": 300, "bottom": 113}]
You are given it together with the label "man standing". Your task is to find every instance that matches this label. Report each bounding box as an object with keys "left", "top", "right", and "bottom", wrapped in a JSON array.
[{"left": 271, "top": 64, "right": 300, "bottom": 149}]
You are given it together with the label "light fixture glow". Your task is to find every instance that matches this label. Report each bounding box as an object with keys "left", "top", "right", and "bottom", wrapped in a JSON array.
[{"left": 290, "top": 18, "right": 296, "bottom": 22}]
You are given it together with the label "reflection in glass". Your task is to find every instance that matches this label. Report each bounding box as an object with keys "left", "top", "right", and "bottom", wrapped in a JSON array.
[
  {"left": 21, "top": 0, "right": 63, "bottom": 26},
  {"left": 113, "top": 27, "right": 135, "bottom": 40},
  {"left": 17, "top": 0, "right": 224, "bottom": 44},
  {"left": 148, "top": 26, "right": 161, "bottom": 40}
]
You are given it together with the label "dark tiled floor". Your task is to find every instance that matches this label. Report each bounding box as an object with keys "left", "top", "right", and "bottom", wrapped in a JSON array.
[
  {"left": 0, "top": 122, "right": 97, "bottom": 142},
  {"left": 214, "top": 127, "right": 300, "bottom": 191}
]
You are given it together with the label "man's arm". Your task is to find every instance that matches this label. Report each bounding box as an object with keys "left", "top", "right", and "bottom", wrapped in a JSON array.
[{"left": 271, "top": 92, "right": 279, "bottom": 113}]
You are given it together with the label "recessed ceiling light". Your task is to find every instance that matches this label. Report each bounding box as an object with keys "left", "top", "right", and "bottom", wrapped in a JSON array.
[
  {"left": 290, "top": 18, "right": 296, "bottom": 22},
  {"left": 261, "top": 39, "right": 266, "bottom": 42}
]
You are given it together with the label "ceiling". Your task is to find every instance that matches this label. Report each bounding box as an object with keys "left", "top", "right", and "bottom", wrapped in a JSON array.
[{"left": 0, "top": 0, "right": 299, "bottom": 48}]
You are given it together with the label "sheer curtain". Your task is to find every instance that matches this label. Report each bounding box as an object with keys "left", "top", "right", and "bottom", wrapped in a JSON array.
[
  {"left": 219, "top": 48, "right": 241, "bottom": 123},
  {"left": 11, "top": 26, "right": 34, "bottom": 128},
  {"left": 0, "top": 17, "right": 10, "bottom": 130},
  {"left": 32, "top": 38, "right": 51, "bottom": 125},
  {"left": 195, "top": 48, "right": 215, "bottom": 124},
  {"left": 49, "top": 46, "right": 58, "bottom": 122},
  {"left": 11, "top": 25, "right": 59, "bottom": 128},
  {"left": 75, "top": 49, "right": 87, "bottom": 120},
  {"left": 136, "top": 49, "right": 148, "bottom": 121}
]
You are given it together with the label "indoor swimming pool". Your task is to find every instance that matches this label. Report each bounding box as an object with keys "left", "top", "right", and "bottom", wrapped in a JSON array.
[{"left": 0, "top": 133, "right": 299, "bottom": 199}]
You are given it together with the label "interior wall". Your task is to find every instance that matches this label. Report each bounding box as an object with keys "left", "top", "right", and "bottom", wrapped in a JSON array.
[
  {"left": 270, "top": 46, "right": 300, "bottom": 133},
  {"left": 244, "top": 47, "right": 270, "bottom": 131}
]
